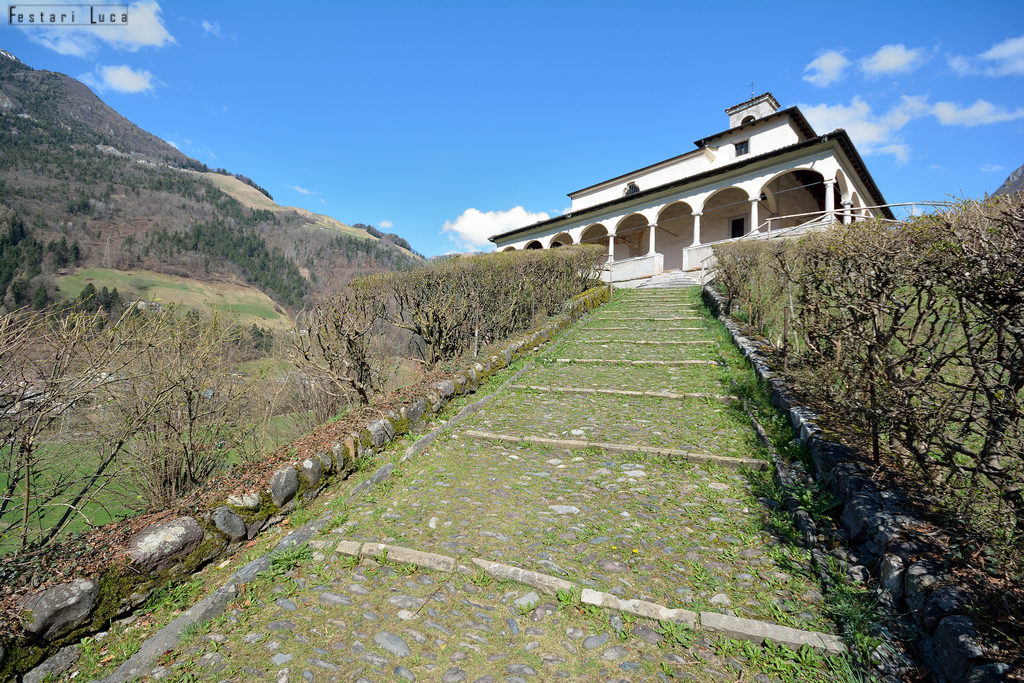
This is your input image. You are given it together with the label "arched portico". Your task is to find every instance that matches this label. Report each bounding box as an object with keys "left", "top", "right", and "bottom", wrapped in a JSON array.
[
  {"left": 502, "top": 246, "right": 516, "bottom": 252},
  {"left": 759, "top": 169, "right": 838, "bottom": 230},
  {"left": 549, "top": 232, "right": 573, "bottom": 248},
  {"left": 655, "top": 202, "right": 694, "bottom": 270},
  {"left": 613, "top": 214, "right": 650, "bottom": 259},
  {"left": 580, "top": 224, "right": 610, "bottom": 263},
  {"left": 524, "top": 240, "right": 542, "bottom": 250},
  {"left": 700, "top": 187, "right": 750, "bottom": 243}
]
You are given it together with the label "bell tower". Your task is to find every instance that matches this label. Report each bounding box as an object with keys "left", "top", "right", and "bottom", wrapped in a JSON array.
[{"left": 725, "top": 92, "right": 780, "bottom": 129}]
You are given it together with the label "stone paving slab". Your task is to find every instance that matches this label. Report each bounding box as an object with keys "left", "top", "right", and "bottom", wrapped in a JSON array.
[
  {"left": 508, "top": 384, "right": 736, "bottom": 402},
  {"left": 460, "top": 430, "right": 764, "bottom": 470},
  {"left": 525, "top": 362, "right": 735, "bottom": 395},
  {"left": 554, "top": 358, "right": 723, "bottom": 367},
  {"left": 576, "top": 339, "right": 717, "bottom": 346},
  {"left": 339, "top": 434, "right": 827, "bottom": 631},
  {"left": 459, "top": 389, "right": 760, "bottom": 457},
  {"left": 153, "top": 550, "right": 834, "bottom": 682}
]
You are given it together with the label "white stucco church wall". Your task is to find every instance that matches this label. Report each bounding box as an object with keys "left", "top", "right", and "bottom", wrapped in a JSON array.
[{"left": 489, "top": 93, "right": 892, "bottom": 282}]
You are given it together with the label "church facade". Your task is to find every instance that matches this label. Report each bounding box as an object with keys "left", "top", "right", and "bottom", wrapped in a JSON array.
[{"left": 489, "top": 93, "right": 892, "bottom": 282}]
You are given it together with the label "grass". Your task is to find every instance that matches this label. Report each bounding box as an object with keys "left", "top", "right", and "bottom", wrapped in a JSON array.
[
  {"left": 56, "top": 267, "right": 290, "bottom": 329},
  {"left": 0, "top": 408, "right": 305, "bottom": 556}
]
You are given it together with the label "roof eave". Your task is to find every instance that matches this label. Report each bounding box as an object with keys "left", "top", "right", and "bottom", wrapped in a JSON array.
[{"left": 490, "top": 130, "right": 890, "bottom": 242}]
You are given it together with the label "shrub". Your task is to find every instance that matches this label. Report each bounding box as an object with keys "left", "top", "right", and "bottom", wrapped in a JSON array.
[{"left": 712, "top": 195, "right": 1024, "bottom": 552}]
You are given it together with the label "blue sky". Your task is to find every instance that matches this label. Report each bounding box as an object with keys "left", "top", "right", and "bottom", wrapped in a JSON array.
[{"left": 4, "top": 1, "right": 1024, "bottom": 256}]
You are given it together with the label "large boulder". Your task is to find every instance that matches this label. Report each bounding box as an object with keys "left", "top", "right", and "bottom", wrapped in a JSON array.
[
  {"left": 211, "top": 506, "right": 247, "bottom": 542},
  {"left": 270, "top": 466, "right": 299, "bottom": 507},
  {"left": 22, "top": 579, "right": 98, "bottom": 641},
  {"left": 364, "top": 419, "right": 394, "bottom": 449},
  {"left": 430, "top": 380, "right": 455, "bottom": 401},
  {"left": 300, "top": 458, "right": 322, "bottom": 489},
  {"left": 127, "top": 517, "right": 204, "bottom": 573},
  {"left": 24, "top": 644, "right": 81, "bottom": 683}
]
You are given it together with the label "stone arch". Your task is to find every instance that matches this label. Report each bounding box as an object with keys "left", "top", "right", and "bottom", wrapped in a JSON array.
[
  {"left": 741, "top": 115, "right": 755, "bottom": 125},
  {"left": 834, "top": 169, "right": 851, "bottom": 202},
  {"left": 549, "top": 232, "right": 573, "bottom": 248},
  {"left": 700, "top": 187, "right": 750, "bottom": 243},
  {"left": 759, "top": 169, "right": 827, "bottom": 230},
  {"left": 579, "top": 224, "right": 610, "bottom": 262},
  {"left": 850, "top": 191, "right": 864, "bottom": 220},
  {"left": 655, "top": 201, "right": 694, "bottom": 270},
  {"left": 524, "top": 240, "right": 543, "bottom": 250},
  {"left": 502, "top": 246, "right": 516, "bottom": 252},
  {"left": 614, "top": 213, "right": 650, "bottom": 259}
]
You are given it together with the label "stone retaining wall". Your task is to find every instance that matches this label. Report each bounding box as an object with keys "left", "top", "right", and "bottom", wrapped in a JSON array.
[
  {"left": 702, "top": 285, "right": 1014, "bottom": 683},
  {"left": 0, "top": 284, "right": 611, "bottom": 681}
]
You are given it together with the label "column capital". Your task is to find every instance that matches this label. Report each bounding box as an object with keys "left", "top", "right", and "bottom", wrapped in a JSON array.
[
  {"left": 824, "top": 178, "right": 837, "bottom": 186},
  {"left": 691, "top": 211, "right": 703, "bottom": 217},
  {"left": 749, "top": 197, "right": 759, "bottom": 203}
]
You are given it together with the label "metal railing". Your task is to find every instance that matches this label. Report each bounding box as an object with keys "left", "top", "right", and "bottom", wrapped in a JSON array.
[{"left": 697, "top": 201, "right": 951, "bottom": 281}]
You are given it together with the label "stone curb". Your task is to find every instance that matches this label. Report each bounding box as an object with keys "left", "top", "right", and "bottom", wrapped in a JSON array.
[
  {"left": 702, "top": 284, "right": 1014, "bottom": 682},
  {"left": 462, "top": 429, "right": 765, "bottom": 470},
  {"left": 580, "top": 589, "right": 698, "bottom": 629},
  {"left": 510, "top": 384, "right": 737, "bottom": 402},
  {"left": 582, "top": 326, "right": 704, "bottom": 332},
  {"left": 578, "top": 339, "right": 716, "bottom": 345},
  {"left": 593, "top": 316, "right": 701, "bottom": 321},
  {"left": 554, "top": 358, "right": 724, "bottom": 366},
  {"left": 327, "top": 539, "right": 844, "bottom": 654},
  {"left": 470, "top": 558, "right": 574, "bottom": 595},
  {"left": 699, "top": 611, "right": 845, "bottom": 654}
]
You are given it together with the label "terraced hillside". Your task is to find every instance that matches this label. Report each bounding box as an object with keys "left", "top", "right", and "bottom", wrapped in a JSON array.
[{"left": 63, "top": 287, "right": 858, "bottom": 682}]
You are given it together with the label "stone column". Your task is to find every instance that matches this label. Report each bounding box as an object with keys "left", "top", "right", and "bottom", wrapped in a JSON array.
[
  {"left": 607, "top": 233, "right": 615, "bottom": 263},
  {"left": 842, "top": 201, "right": 853, "bottom": 224},
  {"left": 647, "top": 224, "right": 657, "bottom": 256},
  {"left": 749, "top": 198, "right": 759, "bottom": 234},
  {"left": 824, "top": 179, "right": 836, "bottom": 223},
  {"left": 691, "top": 212, "right": 702, "bottom": 246}
]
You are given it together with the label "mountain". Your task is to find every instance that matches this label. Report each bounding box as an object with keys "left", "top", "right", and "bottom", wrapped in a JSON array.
[
  {"left": 994, "top": 163, "right": 1024, "bottom": 196},
  {"left": 0, "top": 50, "right": 421, "bottom": 313}
]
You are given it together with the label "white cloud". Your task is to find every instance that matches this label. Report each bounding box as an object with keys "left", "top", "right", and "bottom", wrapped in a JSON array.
[
  {"left": 319, "top": 197, "right": 326, "bottom": 205},
  {"left": 22, "top": 1, "right": 174, "bottom": 57},
  {"left": 286, "top": 184, "right": 315, "bottom": 195},
  {"left": 801, "top": 95, "right": 925, "bottom": 163},
  {"left": 803, "top": 50, "right": 850, "bottom": 87},
  {"left": 442, "top": 206, "right": 550, "bottom": 252},
  {"left": 201, "top": 20, "right": 221, "bottom": 38},
  {"left": 950, "top": 34, "right": 1024, "bottom": 77},
  {"left": 802, "top": 94, "right": 1024, "bottom": 163},
  {"left": 165, "top": 139, "right": 179, "bottom": 149},
  {"left": 379, "top": 220, "right": 394, "bottom": 229},
  {"left": 80, "top": 64, "right": 156, "bottom": 93},
  {"left": 932, "top": 99, "right": 1024, "bottom": 126},
  {"left": 860, "top": 44, "right": 928, "bottom": 76},
  {"left": 980, "top": 163, "right": 1005, "bottom": 173}
]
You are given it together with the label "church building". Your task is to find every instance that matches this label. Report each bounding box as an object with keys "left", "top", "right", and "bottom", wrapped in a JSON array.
[{"left": 488, "top": 93, "right": 892, "bottom": 282}]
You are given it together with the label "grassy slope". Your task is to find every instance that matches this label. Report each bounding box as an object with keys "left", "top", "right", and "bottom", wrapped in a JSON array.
[
  {"left": 199, "top": 172, "right": 421, "bottom": 258},
  {"left": 56, "top": 268, "right": 291, "bottom": 330},
  {"left": 200, "top": 172, "right": 370, "bottom": 240}
]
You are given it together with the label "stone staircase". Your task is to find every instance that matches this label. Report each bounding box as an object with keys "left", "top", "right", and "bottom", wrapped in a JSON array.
[{"left": 633, "top": 269, "right": 704, "bottom": 289}]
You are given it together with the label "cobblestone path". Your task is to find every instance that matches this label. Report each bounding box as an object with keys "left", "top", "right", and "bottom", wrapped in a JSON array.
[{"left": 144, "top": 288, "right": 846, "bottom": 682}]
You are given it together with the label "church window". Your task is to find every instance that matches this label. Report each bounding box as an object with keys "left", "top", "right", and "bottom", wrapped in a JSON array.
[{"left": 735, "top": 140, "right": 749, "bottom": 156}]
